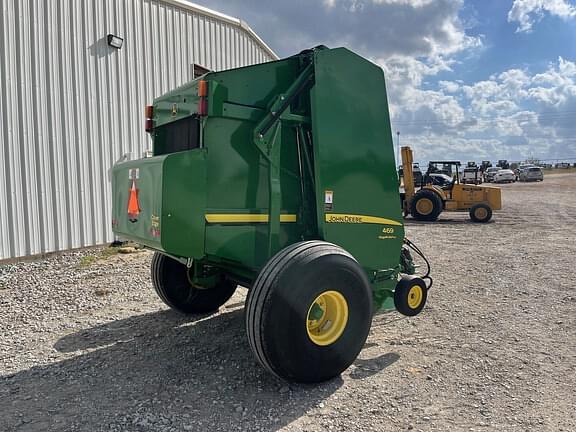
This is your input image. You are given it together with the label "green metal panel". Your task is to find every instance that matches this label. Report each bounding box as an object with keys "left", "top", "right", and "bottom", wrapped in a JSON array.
[
  {"left": 310, "top": 48, "right": 405, "bottom": 274},
  {"left": 160, "top": 150, "right": 206, "bottom": 258},
  {"left": 111, "top": 157, "right": 165, "bottom": 250},
  {"left": 205, "top": 224, "right": 302, "bottom": 270},
  {"left": 199, "top": 60, "right": 307, "bottom": 269},
  {"left": 111, "top": 150, "right": 207, "bottom": 259},
  {"left": 207, "top": 58, "right": 302, "bottom": 110},
  {"left": 203, "top": 118, "right": 301, "bottom": 213},
  {"left": 151, "top": 58, "right": 301, "bottom": 130}
]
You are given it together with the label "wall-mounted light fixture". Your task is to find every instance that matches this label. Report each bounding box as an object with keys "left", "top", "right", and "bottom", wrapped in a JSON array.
[{"left": 107, "top": 34, "right": 123, "bottom": 49}]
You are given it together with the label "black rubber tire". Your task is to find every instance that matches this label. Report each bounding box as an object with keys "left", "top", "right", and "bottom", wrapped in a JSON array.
[
  {"left": 245, "top": 241, "right": 372, "bottom": 383},
  {"left": 394, "top": 276, "right": 427, "bottom": 317},
  {"left": 410, "top": 189, "right": 443, "bottom": 221},
  {"left": 150, "top": 252, "right": 236, "bottom": 314},
  {"left": 469, "top": 203, "right": 492, "bottom": 223}
]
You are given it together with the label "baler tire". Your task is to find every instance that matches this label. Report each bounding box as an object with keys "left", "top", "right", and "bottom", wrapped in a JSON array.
[
  {"left": 469, "top": 203, "right": 492, "bottom": 223},
  {"left": 394, "top": 276, "right": 427, "bottom": 317},
  {"left": 150, "top": 252, "right": 236, "bottom": 314},
  {"left": 245, "top": 241, "right": 372, "bottom": 383},
  {"left": 410, "top": 190, "right": 443, "bottom": 221}
]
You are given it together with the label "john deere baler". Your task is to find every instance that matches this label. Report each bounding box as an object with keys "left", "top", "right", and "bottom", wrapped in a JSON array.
[{"left": 111, "top": 46, "right": 431, "bottom": 383}]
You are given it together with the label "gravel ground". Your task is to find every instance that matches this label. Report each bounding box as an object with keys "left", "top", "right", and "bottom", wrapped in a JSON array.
[{"left": 1, "top": 173, "right": 575, "bottom": 432}]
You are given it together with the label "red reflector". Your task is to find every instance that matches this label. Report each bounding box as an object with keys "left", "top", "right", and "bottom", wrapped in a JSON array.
[
  {"left": 145, "top": 118, "right": 153, "bottom": 132},
  {"left": 198, "top": 98, "right": 208, "bottom": 116},
  {"left": 145, "top": 104, "right": 154, "bottom": 119},
  {"left": 198, "top": 80, "right": 208, "bottom": 97}
]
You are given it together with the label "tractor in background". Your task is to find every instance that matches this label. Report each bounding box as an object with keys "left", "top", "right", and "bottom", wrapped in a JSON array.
[{"left": 400, "top": 147, "right": 501, "bottom": 223}]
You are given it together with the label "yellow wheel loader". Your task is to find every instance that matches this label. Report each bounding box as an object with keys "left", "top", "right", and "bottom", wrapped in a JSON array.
[{"left": 400, "top": 146, "right": 501, "bottom": 223}]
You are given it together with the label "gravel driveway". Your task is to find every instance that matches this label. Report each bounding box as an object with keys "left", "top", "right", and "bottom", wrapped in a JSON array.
[{"left": 1, "top": 173, "right": 575, "bottom": 432}]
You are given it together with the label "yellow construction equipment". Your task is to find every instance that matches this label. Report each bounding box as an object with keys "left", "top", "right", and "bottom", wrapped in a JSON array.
[{"left": 400, "top": 146, "right": 501, "bottom": 223}]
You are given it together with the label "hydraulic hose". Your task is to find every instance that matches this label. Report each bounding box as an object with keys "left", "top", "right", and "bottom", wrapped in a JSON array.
[{"left": 403, "top": 237, "right": 433, "bottom": 290}]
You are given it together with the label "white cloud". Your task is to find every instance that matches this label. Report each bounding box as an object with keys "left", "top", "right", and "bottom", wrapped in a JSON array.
[
  {"left": 403, "top": 135, "right": 504, "bottom": 162},
  {"left": 196, "top": 0, "right": 481, "bottom": 59},
  {"left": 462, "top": 80, "right": 503, "bottom": 100},
  {"left": 390, "top": 56, "right": 576, "bottom": 161},
  {"left": 372, "top": 0, "right": 435, "bottom": 6},
  {"left": 471, "top": 100, "right": 519, "bottom": 118},
  {"left": 379, "top": 55, "right": 453, "bottom": 88},
  {"left": 439, "top": 80, "right": 460, "bottom": 93},
  {"left": 498, "top": 69, "right": 531, "bottom": 94},
  {"left": 507, "top": 0, "right": 576, "bottom": 33},
  {"left": 465, "top": 58, "right": 573, "bottom": 115},
  {"left": 377, "top": 55, "right": 459, "bottom": 125},
  {"left": 528, "top": 57, "right": 576, "bottom": 107}
]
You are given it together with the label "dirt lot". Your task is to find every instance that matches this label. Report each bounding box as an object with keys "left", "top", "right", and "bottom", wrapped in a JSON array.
[{"left": 1, "top": 173, "right": 575, "bottom": 432}]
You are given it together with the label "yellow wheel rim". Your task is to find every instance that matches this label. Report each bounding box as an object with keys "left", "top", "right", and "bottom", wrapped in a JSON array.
[
  {"left": 475, "top": 207, "right": 488, "bottom": 220},
  {"left": 407, "top": 285, "right": 423, "bottom": 309},
  {"left": 415, "top": 198, "right": 433, "bottom": 215},
  {"left": 306, "top": 290, "right": 349, "bottom": 346}
]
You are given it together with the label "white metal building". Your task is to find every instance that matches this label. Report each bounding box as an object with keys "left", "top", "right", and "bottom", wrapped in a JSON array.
[{"left": 0, "top": 0, "right": 278, "bottom": 260}]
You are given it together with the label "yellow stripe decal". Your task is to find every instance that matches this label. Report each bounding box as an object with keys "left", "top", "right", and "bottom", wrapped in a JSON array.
[
  {"left": 205, "top": 214, "right": 297, "bottom": 223},
  {"left": 325, "top": 213, "right": 402, "bottom": 226}
]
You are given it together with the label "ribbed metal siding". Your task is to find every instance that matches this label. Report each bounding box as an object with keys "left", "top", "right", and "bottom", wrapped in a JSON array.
[{"left": 0, "top": 0, "right": 277, "bottom": 260}]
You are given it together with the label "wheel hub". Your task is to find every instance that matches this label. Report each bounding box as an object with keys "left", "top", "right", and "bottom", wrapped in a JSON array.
[
  {"left": 475, "top": 207, "right": 488, "bottom": 220},
  {"left": 306, "top": 290, "right": 349, "bottom": 346},
  {"left": 407, "top": 285, "right": 423, "bottom": 309},
  {"left": 415, "top": 198, "right": 433, "bottom": 215}
]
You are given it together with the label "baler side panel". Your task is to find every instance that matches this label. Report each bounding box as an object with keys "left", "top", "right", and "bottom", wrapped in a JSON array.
[
  {"left": 310, "top": 48, "right": 404, "bottom": 273},
  {"left": 202, "top": 58, "right": 306, "bottom": 269}
]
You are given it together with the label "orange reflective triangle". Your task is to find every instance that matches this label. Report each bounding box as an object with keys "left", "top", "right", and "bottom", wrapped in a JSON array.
[{"left": 127, "top": 179, "right": 140, "bottom": 220}]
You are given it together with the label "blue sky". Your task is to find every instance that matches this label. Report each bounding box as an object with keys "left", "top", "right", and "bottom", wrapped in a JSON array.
[{"left": 194, "top": 0, "right": 576, "bottom": 163}]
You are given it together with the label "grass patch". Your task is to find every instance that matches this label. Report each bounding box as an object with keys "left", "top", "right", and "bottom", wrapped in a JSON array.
[
  {"left": 78, "top": 247, "right": 120, "bottom": 268},
  {"left": 78, "top": 255, "right": 98, "bottom": 268},
  {"left": 100, "top": 247, "right": 120, "bottom": 259}
]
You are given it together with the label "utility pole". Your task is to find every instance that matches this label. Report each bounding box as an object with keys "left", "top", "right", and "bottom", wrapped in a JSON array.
[{"left": 396, "top": 131, "right": 400, "bottom": 167}]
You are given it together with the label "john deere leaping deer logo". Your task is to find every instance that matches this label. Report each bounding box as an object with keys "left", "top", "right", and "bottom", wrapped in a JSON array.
[{"left": 127, "top": 168, "right": 141, "bottom": 223}]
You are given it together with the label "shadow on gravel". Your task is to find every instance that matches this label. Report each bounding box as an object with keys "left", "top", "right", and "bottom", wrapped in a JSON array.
[
  {"left": 1, "top": 309, "right": 346, "bottom": 432},
  {"left": 350, "top": 353, "right": 400, "bottom": 380}
]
